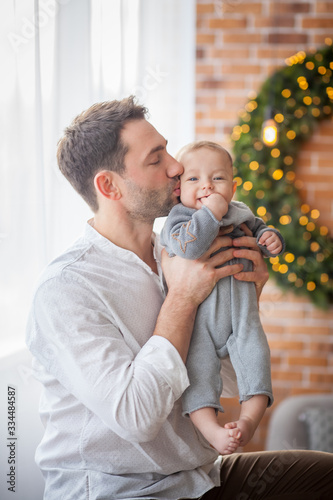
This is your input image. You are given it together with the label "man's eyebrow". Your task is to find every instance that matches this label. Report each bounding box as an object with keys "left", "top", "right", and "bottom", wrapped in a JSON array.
[{"left": 146, "top": 140, "right": 168, "bottom": 158}]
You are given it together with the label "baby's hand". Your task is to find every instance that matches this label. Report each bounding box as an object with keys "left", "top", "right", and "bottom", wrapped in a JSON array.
[
  {"left": 201, "top": 193, "right": 228, "bottom": 220},
  {"left": 259, "top": 231, "right": 282, "bottom": 255}
]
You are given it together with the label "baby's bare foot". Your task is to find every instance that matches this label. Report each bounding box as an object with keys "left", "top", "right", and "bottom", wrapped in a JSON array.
[
  {"left": 211, "top": 423, "right": 241, "bottom": 455},
  {"left": 225, "top": 417, "right": 255, "bottom": 447}
]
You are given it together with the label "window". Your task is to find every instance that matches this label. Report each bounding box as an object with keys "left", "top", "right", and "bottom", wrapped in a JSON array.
[{"left": 1, "top": 0, "right": 195, "bottom": 356}]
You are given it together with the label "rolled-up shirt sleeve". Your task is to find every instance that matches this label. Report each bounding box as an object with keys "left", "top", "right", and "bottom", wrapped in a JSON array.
[{"left": 27, "top": 273, "right": 190, "bottom": 443}]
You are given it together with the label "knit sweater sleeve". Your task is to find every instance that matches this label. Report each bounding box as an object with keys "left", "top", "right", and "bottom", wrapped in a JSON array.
[
  {"left": 160, "top": 203, "right": 220, "bottom": 259},
  {"left": 246, "top": 215, "right": 286, "bottom": 257}
]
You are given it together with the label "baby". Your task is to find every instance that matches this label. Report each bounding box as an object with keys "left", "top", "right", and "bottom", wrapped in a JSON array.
[{"left": 161, "top": 141, "right": 285, "bottom": 454}]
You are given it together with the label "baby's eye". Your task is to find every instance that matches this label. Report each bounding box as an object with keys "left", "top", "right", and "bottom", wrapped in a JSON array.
[
  {"left": 213, "top": 176, "right": 224, "bottom": 181},
  {"left": 188, "top": 177, "right": 198, "bottom": 181}
]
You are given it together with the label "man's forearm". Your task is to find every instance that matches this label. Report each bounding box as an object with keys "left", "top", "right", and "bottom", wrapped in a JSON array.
[{"left": 153, "top": 291, "right": 198, "bottom": 363}]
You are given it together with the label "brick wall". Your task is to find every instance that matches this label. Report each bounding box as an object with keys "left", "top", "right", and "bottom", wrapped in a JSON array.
[{"left": 195, "top": 0, "right": 333, "bottom": 451}]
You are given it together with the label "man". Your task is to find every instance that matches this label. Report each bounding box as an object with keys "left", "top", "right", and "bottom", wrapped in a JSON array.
[{"left": 26, "top": 97, "right": 333, "bottom": 499}]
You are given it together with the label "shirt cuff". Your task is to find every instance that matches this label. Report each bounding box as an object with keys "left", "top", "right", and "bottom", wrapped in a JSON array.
[{"left": 137, "top": 336, "right": 190, "bottom": 400}]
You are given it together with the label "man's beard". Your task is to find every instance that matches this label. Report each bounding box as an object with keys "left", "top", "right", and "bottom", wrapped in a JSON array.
[{"left": 123, "top": 179, "right": 177, "bottom": 224}]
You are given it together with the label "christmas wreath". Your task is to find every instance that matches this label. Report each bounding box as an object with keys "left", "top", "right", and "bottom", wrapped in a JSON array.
[{"left": 232, "top": 39, "right": 333, "bottom": 308}]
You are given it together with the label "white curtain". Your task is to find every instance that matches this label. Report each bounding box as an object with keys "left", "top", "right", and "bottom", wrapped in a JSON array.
[{"left": 1, "top": 0, "right": 195, "bottom": 356}]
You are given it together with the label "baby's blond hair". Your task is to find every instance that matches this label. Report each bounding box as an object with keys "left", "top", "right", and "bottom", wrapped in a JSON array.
[{"left": 176, "top": 141, "right": 233, "bottom": 169}]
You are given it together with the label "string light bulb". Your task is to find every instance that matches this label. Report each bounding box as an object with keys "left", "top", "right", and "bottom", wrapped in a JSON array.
[{"left": 262, "top": 118, "right": 278, "bottom": 146}]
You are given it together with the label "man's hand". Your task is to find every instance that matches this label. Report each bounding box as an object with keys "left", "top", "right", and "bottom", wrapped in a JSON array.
[
  {"left": 161, "top": 235, "right": 243, "bottom": 309},
  {"left": 232, "top": 223, "right": 269, "bottom": 300}
]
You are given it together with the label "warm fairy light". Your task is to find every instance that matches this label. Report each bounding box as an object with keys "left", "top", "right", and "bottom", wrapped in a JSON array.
[
  {"left": 279, "top": 215, "right": 292, "bottom": 225},
  {"left": 257, "top": 206, "right": 266, "bottom": 217},
  {"left": 243, "top": 181, "right": 253, "bottom": 191},
  {"left": 321, "top": 273, "right": 329, "bottom": 283},
  {"left": 299, "top": 216, "right": 308, "bottom": 226},
  {"left": 311, "top": 209, "right": 320, "bottom": 219},
  {"left": 285, "top": 253, "right": 295, "bottom": 263},
  {"left": 286, "top": 171, "right": 296, "bottom": 181},
  {"left": 274, "top": 113, "right": 284, "bottom": 123},
  {"left": 262, "top": 119, "right": 278, "bottom": 146},
  {"left": 307, "top": 281, "right": 316, "bottom": 291},
  {"left": 256, "top": 190, "right": 265, "bottom": 199},
  {"left": 306, "top": 61, "right": 315, "bottom": 70},
  {"left": 310, "top": 242, "right": 320, "bottom": 252},
  {"left": 284, "top": 156, "right": 293, "bottom": 165},
  {"left": 279, "top": 264, "right": 288, "bottom": 274},
  {"left": 249, "top": 161, "right": 259, "bottom": 170},
  {"left": 272, "top": 169, "right": 283, "bottom": 180},
  {"left": 286, "top": 130, "right": 296, "bottom": 140}
]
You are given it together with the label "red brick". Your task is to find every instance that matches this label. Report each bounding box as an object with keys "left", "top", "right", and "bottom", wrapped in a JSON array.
[
  {"left": 302, "top": 17, "right": 333, "bottom": 29},
  {"left": 196, "top": 33, "right": 215, "bottom": 44},
  {"left": 195, "top": 126, "right": 216, "bottom": 135},
  {"left": 288, "top": 356, "right": 328, "bottom": 367},
  {"left": 223, "top": 33, "right": 262, "bottom": 44},
  {"left": 309, "top": 342, "right": 333, "bottom": 353},
  {"left": 256, "top": 47, "right": 298, "bottom": 59},
  {"left": 197, "top": 79, "right": 245, "bottom": 90},
  {"left": 208, "top": 48, "right": 250, "bottom": 59},
  {"left": 196, "top": 64, "right": 215, "bottom": 75},
  {"left": 288, "top": 325, "right": 331, "bottom": 335},
  {"left": 196, "top": 3, "right": 215, "bottom": 14},
  {"left": 270, "top": 2, "right": 311, "bottom": 14},
  {"left": 271, "top": 371, "right": 303, "bottom": 381},
  {"left": 291, "top": 387, "right": 332, "bottom": 395},
  {"left": 221, "top": 2, "right": 262, "bottom": 15},
  {"left": 269, "top": 340, "right": 304, "bottom": 351},
  {"left": 221, "top": 64, "right": 262, "bottom": 74},
  {"left": 255, "top": 16, "right": 295, "bottom": 28},
  {"left": 317, "top": 2, "right": 333, "bottom": 13},
  {"left": 309, "top": 373, "right": 333, "bottom": 384},
  {"left": 209, "top": 18, "right": 247, "bottom": 29},
  {"left": 314, "top": 33, "right": 333, "bottom": 43},
  {"left": 209, "top": 109, "right": 239, "bottom": 120},
  {"left": 268, "top": 33, "right": 308, "bottom": 44}
]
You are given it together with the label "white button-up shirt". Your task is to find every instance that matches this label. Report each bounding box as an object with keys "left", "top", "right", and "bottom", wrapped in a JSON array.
[{"left": 26, "top": 222, "right": 221, "bottom": 500}]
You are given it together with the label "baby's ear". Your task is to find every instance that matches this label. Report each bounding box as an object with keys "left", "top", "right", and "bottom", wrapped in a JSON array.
[{"left": 232, "top": 180, "right": 237, "bottom": 196}]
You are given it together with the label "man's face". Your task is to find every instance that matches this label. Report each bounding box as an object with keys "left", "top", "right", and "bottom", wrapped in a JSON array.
[{"left": 119, "top": 119, "right": 182, "bottom": 224}]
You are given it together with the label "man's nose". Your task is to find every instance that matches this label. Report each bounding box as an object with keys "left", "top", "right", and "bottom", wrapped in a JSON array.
[{"left": 167, "top": 155, "right": 183, "bottom": 178}]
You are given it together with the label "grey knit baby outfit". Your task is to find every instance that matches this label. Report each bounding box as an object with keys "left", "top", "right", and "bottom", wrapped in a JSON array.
[{"left": 160, "top": 200, "right": 285, "bottom": 415}]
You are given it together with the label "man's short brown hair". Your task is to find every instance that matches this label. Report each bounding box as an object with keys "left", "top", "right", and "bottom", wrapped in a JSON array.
[{"left": 57, "top": 96, "right": 148, "bottom": 212}]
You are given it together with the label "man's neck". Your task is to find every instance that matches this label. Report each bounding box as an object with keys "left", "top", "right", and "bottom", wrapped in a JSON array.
[{"left": 91, "top": 212, "right": 157, "bottom": 273}]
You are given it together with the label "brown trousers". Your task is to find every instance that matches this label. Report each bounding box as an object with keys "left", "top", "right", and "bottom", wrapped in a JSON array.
[{"left": 198, "top": 450, "right": 333, "bottom": 500}]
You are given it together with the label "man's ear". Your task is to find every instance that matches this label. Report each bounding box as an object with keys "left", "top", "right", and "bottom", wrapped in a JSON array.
[{"left": 94, "top": 171, "right": 121, "bottom": 201}]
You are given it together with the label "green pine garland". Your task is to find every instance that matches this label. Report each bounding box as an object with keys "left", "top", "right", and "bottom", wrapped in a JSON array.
[{"left": 232, "top": 41, "right": 333, "bottom": 309}]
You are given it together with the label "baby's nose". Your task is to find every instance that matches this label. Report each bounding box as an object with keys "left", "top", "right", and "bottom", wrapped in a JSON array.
[{"left": 202, "top": 181, "right": 212, "bottom": 190}]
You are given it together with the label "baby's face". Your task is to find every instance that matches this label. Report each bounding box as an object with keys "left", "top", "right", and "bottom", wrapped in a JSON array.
[{"left": 179, "top": 147, "right": 236, "bottom": 210}]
